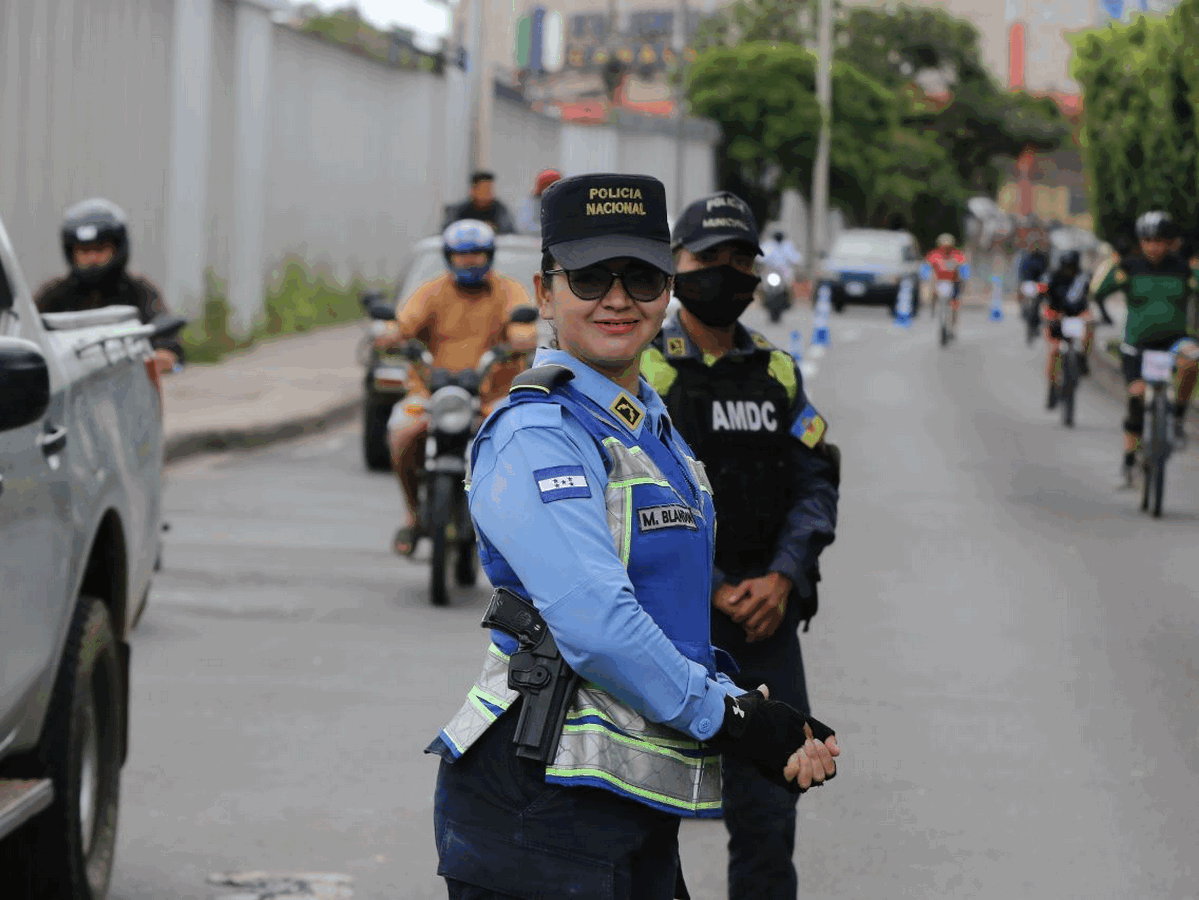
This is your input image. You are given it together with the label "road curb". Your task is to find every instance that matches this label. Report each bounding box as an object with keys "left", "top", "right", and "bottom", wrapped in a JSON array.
[{"left": 163, "top": 393, "right": 362, "bottom": 466}]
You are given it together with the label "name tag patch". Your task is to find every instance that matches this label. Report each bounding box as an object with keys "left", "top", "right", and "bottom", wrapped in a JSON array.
[
  {"left": 637, "top": 504, "right": 698, "bottom": 532},
  {"left": 792, "top": 403, "right": 826, "bottom": 448},
  {"left": 534, "top": 465, "right": 591, "bottom": 502}
]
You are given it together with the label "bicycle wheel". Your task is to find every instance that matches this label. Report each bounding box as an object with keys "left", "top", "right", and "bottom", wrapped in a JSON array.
[
  {"left": 1061, "top": 348, "right": 1077, "bottom": 428},
  {"left": 1150, "top": 391, "right": 1169, "bottom": 518}
]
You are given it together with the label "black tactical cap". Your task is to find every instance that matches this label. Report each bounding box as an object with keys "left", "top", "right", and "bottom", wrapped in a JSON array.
[
  {"left": 541, "top": 173, "right": 672, "bottom": 273},
  {"left": 671, "top": 191, "right": 761, "bottom": 255}
]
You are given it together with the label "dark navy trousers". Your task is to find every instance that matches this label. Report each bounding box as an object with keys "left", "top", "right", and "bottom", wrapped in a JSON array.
[
  {"left": 713, "top": 594, "right": 811, "bottom": 900},
  {"left": 432, "top": 704, "right": 686, "bottom": 900}
]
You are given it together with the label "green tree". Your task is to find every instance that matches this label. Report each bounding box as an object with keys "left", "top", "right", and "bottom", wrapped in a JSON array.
[
  {"left": 1071, "top": 10, "right": 1197, "bottom": 242},
  {"left": 687, "top": 2, "right": 1068, "bottom": 247},
  {"left": 687, "top": 43, "right": 892, "bottom": 228},
  {"left": 839, "top": 4, "right": 1069, "bottom": 194}
]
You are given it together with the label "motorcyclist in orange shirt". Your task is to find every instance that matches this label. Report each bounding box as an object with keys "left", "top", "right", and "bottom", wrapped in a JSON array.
[{"left": 375, "top": 220, "right": 539, "bottom": 555}]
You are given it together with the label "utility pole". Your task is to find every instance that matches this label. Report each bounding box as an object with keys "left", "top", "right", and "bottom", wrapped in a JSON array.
[
  {"left": 464, "top": 0, "right": 485, "bottom": 170},
  {"left": 673, "top": 0, "right": 689, "bottom": 217},
  {"left": 807, "top": 0, "right": 832, "bottom": 286}
]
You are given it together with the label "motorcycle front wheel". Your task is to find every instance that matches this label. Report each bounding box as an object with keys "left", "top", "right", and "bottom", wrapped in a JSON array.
[{"left": 429, "top": 472, "right": 457, "bottom": 607}]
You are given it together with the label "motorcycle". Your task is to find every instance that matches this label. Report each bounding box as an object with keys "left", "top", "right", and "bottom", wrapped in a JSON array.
[
  {"left": 405, "top": 342, "right": 530, "bottom": 607},
  {"left": 358, "top": 291, "right": 411, "bottom": 471},
  {"left": 760, "top": 267, "right": 792, "bottom": 323}
]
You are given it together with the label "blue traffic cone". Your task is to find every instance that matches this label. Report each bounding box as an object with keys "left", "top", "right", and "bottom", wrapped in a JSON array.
[
  {"left": 811, "top": 284, "right": 831, "bottom": 350},
  {"left": 894, "top": 279, "right": 913, "bottom": 329},
  {"left": 989, "top": 274, "right": 1004, "bottom": 321},
  {"left": 789, "top": 329, "right": 803, "bottom": 363}
]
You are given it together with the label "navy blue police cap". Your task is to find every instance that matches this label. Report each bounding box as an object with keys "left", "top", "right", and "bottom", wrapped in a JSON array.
[
  {"left": 540, "top": 173, "right": 672, "bottom": 274},
  {"left": 671, "top": 191, "right": 761, "bottom": 255}
]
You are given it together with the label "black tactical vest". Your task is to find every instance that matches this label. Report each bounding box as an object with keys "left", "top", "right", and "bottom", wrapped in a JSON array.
[{"left": 654, "top": 321, "right": 793, "bottom": 575}]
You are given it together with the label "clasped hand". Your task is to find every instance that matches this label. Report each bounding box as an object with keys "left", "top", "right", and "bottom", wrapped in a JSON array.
[{"left": 713, "top": 573, "right": 792, "bottom": 643}]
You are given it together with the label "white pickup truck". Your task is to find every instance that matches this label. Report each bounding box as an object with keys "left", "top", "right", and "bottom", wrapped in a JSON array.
[{"left": 0, "top": 213, "right": 177, "bottom": 898}]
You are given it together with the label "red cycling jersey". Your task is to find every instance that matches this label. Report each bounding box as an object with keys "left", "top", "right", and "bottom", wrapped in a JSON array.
[{"left": 925, "top": 247, "right": 967, "bottom": 281}]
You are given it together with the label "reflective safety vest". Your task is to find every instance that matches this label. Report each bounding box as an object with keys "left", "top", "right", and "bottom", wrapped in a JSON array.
[{"left": 437, "top": 373, "right": 728, "bottom": 818}]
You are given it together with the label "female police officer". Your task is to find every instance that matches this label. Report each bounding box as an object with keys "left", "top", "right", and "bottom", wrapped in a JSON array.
[{"left": 426, "top": 173, "right": 839, "bottom": 899}]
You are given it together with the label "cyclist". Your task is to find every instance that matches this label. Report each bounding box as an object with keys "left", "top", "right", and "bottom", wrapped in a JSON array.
[
  {"left": 1041, "top": 250, "right": 1094, "bottom": 409},
  {"left": 1018, "top": 241, "right": 1051, "bottom": 329},
  {"left": 1093, "top": 211, "right": 1199, "bottom": 488},
  {"left": 925, "top": 233, "right": 970, "bottom": 332}
]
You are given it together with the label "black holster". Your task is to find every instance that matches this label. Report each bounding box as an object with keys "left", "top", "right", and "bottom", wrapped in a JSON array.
[{"left": 481, "top": 588, "right": 581, "bottom": 763}]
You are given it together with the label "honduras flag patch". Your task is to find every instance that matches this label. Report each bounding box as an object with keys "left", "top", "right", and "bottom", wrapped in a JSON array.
[
  {"left": 534, "top": 465, "right": 592, "bottom": 502},
  {"left": 792, "top": 403, "right": 827, "bottom": 449}
]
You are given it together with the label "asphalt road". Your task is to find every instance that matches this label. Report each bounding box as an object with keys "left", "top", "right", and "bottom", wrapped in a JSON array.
[{"left": 112, "top": 301, "right": 1199, "bottom": 900}]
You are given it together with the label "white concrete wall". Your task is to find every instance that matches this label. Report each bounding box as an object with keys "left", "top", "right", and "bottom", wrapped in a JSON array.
[
  {"left": 490, "top": 97, "right": 563, "bottom": 216},
  {"left": 265, "top": 26, "right": 450, "bottom": 287},
  {"left": 0, "top": 0, "right": 719, "bottom": 327},
  {"left": 0, "top": 0, "right": 174, "bottom": 296}
]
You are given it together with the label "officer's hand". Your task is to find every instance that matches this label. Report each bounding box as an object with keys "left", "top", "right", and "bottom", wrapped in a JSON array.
[
  {"left": 784, "top": 722, "right": 840, "bottom": 791},
  {"left": 709, "top": 685, "right": 838, "bottom": 793},
  {"left": 154, "top": 349, "right": 178, "bottom": 374},
  {"left": 711, "top": 582, "right": 749, "bottom": 618},
  {"left": 731, "top": 574, "right": 791, "bottom": 642}
]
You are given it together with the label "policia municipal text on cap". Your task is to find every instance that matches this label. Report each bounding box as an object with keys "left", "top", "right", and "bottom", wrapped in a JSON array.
[
  {"left": 427, "top": 174, "right": 840, "bottom": 899},
  {"left": 641, "top": 191, "right": 840, "bottom": 900}
]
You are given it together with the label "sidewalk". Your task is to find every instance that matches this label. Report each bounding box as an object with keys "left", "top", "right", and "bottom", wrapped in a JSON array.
[{"left": 162, "top": 321, "right": 365, "bottom": 464}]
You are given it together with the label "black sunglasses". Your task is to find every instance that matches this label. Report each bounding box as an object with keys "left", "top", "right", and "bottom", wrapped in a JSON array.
[{"left": 545, "top": 263, "right": 671, "bottom": 302}]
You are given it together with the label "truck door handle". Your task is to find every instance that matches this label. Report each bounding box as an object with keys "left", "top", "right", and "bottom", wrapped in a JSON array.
[{"left": 37, "top": 424, "right": 68, "bottom": 456}]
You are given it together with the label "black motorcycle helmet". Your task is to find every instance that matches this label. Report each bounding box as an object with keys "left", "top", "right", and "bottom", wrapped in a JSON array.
[
  {"left": 1135, "top": 210, "right": 1177, "bottom": 242},
  {"left": 61, "top": 198, "right": 130, "bottom": 286}
]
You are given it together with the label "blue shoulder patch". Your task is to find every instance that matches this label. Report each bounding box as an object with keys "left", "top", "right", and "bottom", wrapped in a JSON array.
[{"left": 533, "top": 464, "right": 592, "bottom": 502}]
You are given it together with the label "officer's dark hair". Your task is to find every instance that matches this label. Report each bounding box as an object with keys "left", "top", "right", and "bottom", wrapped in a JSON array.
[
  {"left": 539, "top": 250, "right": 559, "bottom": 349},
  {"left": 471, "top": 171, "right": 495, "bottom": 185}
]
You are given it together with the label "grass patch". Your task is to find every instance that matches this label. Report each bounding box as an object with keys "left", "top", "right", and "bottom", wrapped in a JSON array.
[{"left": 181, "top": 260, "right": 385, "bottom": 365}]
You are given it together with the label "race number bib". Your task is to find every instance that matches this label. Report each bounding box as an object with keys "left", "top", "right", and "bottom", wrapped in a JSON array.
[
  {"left": 1140, "top": 350, "right": 1174, "bottom": 382},
  {"left": 1061, "top": 317, "right": 1086, "bottom": 339}
]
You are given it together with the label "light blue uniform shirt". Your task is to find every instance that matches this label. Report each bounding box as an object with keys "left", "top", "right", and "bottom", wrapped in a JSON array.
[{"left": 468, "top": 348, "right": 741, "bottom": 743}]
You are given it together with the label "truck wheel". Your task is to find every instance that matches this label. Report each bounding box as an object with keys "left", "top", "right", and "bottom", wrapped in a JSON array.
[{"left": 14, "top": 596, "right": 123, "bottom": 899}]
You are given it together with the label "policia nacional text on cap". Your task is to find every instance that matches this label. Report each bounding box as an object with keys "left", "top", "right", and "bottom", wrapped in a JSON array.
[{"left": 427, "top": 172, "right": 840, "bottom": 898}]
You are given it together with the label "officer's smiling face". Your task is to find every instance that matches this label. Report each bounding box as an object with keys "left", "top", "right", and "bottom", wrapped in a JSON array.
[{"left": 535, "top": 256, "right": 670, "bottom": 384}]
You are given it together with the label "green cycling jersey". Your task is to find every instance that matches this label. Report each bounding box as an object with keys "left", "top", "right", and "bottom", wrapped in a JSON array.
[{"left": 1093, "top": 253, "right": 1199, "bottom": 347}]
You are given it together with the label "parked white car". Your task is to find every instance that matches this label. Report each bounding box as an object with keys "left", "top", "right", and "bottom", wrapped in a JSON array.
[{"left": 0, "top": 210, "right": 175, "bottom": 898}]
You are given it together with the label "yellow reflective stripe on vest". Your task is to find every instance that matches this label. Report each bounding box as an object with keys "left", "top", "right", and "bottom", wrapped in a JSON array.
[{"left": 442, "top": 643, "right": 519, "bottom": 757}]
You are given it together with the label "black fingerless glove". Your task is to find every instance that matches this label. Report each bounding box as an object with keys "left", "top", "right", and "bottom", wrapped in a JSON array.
[{"left": 708, "top": 690, "right": 836, "bottom": 794}]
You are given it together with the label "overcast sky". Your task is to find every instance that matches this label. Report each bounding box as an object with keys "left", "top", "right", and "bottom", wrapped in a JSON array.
[{"left": 318, "top": 0, "right": 453, "bottom": 38}]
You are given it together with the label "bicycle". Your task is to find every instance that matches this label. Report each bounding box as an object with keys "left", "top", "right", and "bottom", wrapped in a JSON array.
[
  {"left": 1138, "top": 346, "right": 1179, "bottom": 518},
  {"left": 934, "top": 280, "right": 956, "bottom": 347},
  {"left": 1051, "top": 315, "right": 1087, "bottom": 428},
  {"left": 1021, "top": 280, "right": 1045, "bottom": 345}
]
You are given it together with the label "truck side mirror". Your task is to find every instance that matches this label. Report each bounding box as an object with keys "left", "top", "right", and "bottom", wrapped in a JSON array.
[
  {"left": 150, "top": 314, "right": 188, "bottom": 340},
  {"left": 0, "top": 337, "right": 51, "bottom": 431}
]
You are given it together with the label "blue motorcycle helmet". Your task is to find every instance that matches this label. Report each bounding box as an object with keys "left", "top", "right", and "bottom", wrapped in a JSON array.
[{"left": 443, "top": 219, "right": 496, "bottom": 286}]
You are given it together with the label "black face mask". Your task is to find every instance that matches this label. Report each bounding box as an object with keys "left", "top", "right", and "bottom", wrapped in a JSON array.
[{"left": 672, "top": 265, "right": 762, "bottom": 328}]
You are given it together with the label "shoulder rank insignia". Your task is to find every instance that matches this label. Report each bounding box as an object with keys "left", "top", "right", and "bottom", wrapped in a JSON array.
[
  {"left": 665, "top": 335, "right": 688, "bottom": 357},
  {"left": 750, "top": 331, "right": 773, "bottom": 350},
  {"left": 609, "top": 392, "right": 644, "bottom": 430},
  {"left": 510, "top": 364, "right": 575, "bottom": 394},
  {"left": 791, "top": 402, "right": 826, "bottom": 449}
]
